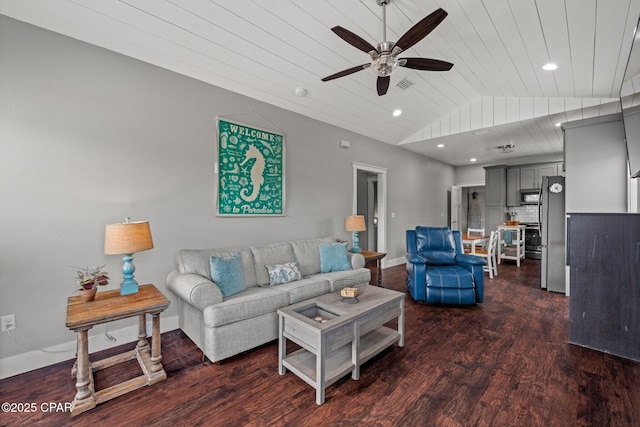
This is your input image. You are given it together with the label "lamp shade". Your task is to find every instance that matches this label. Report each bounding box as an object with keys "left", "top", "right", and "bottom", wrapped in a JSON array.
[
  {"left": 345, "top": 215, "right": 366, "bottom": 232},
  {"left": 104, "top": 221, "right": 154, "bottom": 255}
]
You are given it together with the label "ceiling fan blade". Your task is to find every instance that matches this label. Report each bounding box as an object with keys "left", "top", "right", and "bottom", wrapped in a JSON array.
[
  {"left": 395, "top": 8, "right": 448, "bottom": 52},
  {"left": 399, "top": 57, "right": 453, "bottom": 71},
  {"left": 321, "top": 64, "right": 370, "bottom": 81},
  {"left": 331, "top": 26, "right": 377, "bottom": 54},
  {"left": 377, "top": 76, "right": 390, "bottom": 96}
]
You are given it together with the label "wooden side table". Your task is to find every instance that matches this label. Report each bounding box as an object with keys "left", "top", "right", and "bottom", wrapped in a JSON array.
[
  {"left": 360, "top": 250, "right": 386, "bottom": 286},
  {"left": 65, "top": 284, "right": 170, "bottom": 416}
]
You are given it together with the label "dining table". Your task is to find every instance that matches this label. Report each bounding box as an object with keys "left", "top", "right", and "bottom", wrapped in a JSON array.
[{"left": 461, "top": 233, "right": 490, "bottom": 254}]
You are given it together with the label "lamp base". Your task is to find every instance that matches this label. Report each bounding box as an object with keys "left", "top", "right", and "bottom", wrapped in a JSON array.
[
  {"left": 350, "top": 232, "right": 362, "bottom": 253},
  {"left": 120, "top": 281, "right": 139, "bottom": 295},
  {"left": 120, "top": 254, "right": 140, "bottom": 295}
]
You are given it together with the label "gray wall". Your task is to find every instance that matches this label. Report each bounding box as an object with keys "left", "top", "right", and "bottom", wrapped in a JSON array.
[
  {"left": 563, "top": 114, "right": 628, "bottom": 212},
  {"left": 0, "top": 16, "right": 454, "bottom": 360}
]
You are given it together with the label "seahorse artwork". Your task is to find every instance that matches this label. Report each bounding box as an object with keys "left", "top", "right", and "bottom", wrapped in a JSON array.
[
  {"left": 217, "top": 118, "right": 284, "bottom": 216},
  {"left": 239, "top": 145, "right": 265, "bottom": 202}
]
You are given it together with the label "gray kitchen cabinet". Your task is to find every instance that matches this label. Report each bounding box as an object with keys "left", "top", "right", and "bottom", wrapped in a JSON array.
[
  {"left": 484, "top": 165, "right": 507, "bottom": 232},
  {"left": 520, "top": 163, "right": 560, "bottom": 189},
  {"left": 520, "top": 166, "right": 537, "bottom": 189},
  {"left": 506, "top": 167, "right": 520, "bottom": 207},
  {"left": 485, "top": 166, "right": 506, "bottom": 207},
  {"left": 539, "top": 164, "right": 557, "bottom": 181}
]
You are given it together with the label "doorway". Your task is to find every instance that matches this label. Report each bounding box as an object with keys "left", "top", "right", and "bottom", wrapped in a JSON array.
[
  {"left": 461, "top": 186, "right": 486, "bottom": 232},
  {"left": 353, "top": 162, "right": 386, "bottom": 258}
]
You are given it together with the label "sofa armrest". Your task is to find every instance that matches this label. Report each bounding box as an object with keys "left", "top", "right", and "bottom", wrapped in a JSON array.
[
  {"left": 406, "top": 252, "right": 428, "bottom": 264},
  {"left": 456, "top": 254, "right": 486, "bottom": 266},
  {"left": 348, "top": 252, "right": 365, "bottom": 269},
  {"left": 166, "top": 270, "right": 223, "bottom": 310}
]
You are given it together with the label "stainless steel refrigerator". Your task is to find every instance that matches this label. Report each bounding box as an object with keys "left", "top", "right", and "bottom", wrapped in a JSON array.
[{"left": 538, "top": 176, "right": 566, "bottom": 293}]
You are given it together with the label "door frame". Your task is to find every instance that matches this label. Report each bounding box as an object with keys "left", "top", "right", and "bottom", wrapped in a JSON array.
[
  {"left": 352, "top": 162, "right": 387, "bottom": 264},
  {"left": 367, "top": 176, "right": 377, "bottom": 249},
  {"left": 450, "top": 185, "right": 461, "bottom": 230}
]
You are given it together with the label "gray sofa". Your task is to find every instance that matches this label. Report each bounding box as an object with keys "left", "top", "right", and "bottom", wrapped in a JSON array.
[{"left": 166, "top": 237, "right": 370, "bottom": 363}]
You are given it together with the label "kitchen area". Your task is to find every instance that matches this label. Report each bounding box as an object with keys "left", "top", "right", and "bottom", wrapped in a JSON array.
[
  {"left": 480, "top": 161, "right": 566, "bottom": 293},
  {"left": 458, "top": 110, "right": 638, "bottom": 362}
]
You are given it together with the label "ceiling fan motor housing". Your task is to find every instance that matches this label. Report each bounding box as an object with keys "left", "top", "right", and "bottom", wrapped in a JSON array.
[{"left": 371, "top": 42, "right": 399, "bottom": 77}]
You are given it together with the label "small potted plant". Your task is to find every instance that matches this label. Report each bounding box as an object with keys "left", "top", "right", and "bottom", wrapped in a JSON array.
[{"left": 75, "top": 265, "right": 110, "bottom": 302}]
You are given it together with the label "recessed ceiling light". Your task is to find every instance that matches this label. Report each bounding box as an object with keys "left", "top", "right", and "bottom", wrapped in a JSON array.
[
  {"left": 392, "top": 109, "right": 402, "bottom": 117},
  {"left": 470, "top": 158, "right": 477, "bottom": 162},
  {"left": 555, "top": 122, "right": 562, "bottom": 127},
  {"left": 543, "top": 63, "right": 558, "bottom": 71},
  {"left": 437, "top": 144, "right": 445, "bottom": 148}
]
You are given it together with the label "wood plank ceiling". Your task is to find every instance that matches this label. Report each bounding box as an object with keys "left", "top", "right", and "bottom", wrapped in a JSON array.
[{"left": 2, "top": 0, "right": 639, "bottom": 166}]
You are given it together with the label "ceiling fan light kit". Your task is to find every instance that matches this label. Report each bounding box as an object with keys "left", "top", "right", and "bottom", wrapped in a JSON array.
[
  {"left": 321, "top": 0, "right": 453, "bottom": 96},
  {"left": 497, "top": 144, "right": 515, "bottom": 153}
]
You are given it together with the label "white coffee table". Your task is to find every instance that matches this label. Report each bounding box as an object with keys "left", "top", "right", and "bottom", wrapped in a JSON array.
[{"left": 277, "top": 285, "right": 404, "bottom": 404}]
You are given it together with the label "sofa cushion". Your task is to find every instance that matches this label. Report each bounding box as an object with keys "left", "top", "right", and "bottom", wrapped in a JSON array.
[
  {"left": 202, "top": 287, "right": 289, "bottom": 328},
  {"left": 176, "top": 247, "right": 258, "bottom": 288},
  {"left": 266, "top": 262, "right": 302, "bottom": 286},
  {"left": 308, "top": 268, "right": 371, "bottom": 291},
  {"left": 319, "top": 242, "right": 351, "bottom": 273},
  {"left": 251, "top": 242, "right": 296, "bottom": 287},
  {"left": 275, "top": 277, "right": 331, "bottom": 304},
  {"left": 210, "top": 254, "right": 246, "bottom": 297},
  {"left": 290, "top": 237, "right": 335, "bottom": 276}
]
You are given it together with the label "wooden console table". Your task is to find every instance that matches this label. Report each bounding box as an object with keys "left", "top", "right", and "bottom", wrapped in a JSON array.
[
  {"left": 65, "top": 284, "right": 170, "bottom": 416},
  {"left": 361, "top": 250, "right": 386, "bottom": 286}
]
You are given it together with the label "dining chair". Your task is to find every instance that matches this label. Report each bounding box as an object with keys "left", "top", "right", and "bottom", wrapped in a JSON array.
[
  {"left": 475, "top": 230, "right": 498, "bottom": 278},
  {"left": 467, "top": 227, "right": 486, "bottom": 252}
]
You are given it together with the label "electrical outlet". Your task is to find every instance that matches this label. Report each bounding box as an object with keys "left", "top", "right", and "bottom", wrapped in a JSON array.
[{"left": 1, "top": 314, "right": 16, "bottom": 332}]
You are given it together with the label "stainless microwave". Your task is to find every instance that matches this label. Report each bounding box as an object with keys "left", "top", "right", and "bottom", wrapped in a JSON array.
[{"left": 520, "top": 190, "right": 540, "bottom": 205}]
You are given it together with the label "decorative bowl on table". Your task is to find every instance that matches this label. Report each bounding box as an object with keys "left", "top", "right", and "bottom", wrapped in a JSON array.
[
  {"left": 332, "top": 279, "right": 367, "bottom": 304},
  {"left": 505, "top": 220, "right": 520, "bottom": 226}
]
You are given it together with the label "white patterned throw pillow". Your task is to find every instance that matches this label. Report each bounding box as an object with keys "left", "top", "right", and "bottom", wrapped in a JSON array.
[{"left": 265, "top": 262, "right": 302, "bottom": 286}]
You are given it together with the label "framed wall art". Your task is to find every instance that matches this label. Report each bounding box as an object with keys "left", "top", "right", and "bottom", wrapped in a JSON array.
[{"left": 216, "top": 118, "right": 285, "bottom": 216}]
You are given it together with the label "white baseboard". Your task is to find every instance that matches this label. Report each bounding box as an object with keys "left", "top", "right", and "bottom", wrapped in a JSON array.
[
  {"left": 382, "top": 256, "right": 405, "bottom": 269},
  {"left": 0, "top": 315, "right": 178, "bottom": 380}
]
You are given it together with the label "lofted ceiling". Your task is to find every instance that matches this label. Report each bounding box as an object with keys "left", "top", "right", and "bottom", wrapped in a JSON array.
[{"left": 2, "top": 0, "right": 639, "bottom": 166}]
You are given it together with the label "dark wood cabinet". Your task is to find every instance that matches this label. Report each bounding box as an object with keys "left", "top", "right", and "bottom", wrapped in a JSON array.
[{"left": 567, "top": 213, "right": 640, "bottom": 362}]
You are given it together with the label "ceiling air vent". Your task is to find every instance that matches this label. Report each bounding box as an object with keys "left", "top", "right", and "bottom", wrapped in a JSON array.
[{"left": 395, "top": 77, "right": 414, "bottom": 91}]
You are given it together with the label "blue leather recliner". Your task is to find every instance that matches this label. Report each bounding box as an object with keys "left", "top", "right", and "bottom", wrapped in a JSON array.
[{"left": 406, "top": 226, "right": 485, "bottom": 305}]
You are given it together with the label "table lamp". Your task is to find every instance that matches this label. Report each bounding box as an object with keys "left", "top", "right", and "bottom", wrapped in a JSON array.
[
  {"left": 345, "top": 215, "right": 366, "bottom": 253},
  {"left": 104, "top": 217, "right": 154, "bottom": 295}
]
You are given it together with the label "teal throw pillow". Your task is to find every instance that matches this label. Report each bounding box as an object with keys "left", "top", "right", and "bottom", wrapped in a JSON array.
[
  {"left": 265, "top": 262, "right": 302, "bottom": 286},
  {"left": 210, "top": 254, "right": 246, "bottom": 297},
  {"left": 319, "top": 242, "right": 352, "bottom": 273}
]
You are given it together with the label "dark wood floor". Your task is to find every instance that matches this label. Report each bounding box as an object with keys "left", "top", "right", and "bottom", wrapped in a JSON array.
[{"left": 1, "top": 260, "right": 639, "bottom": 426}]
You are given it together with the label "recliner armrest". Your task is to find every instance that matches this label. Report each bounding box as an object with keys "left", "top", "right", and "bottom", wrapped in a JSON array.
[
  {"left": 406, "top": 252, "right": 428, "bottom": 264},
  {"left": 456, "top": 254, "right": 486, "bottom": 266}
]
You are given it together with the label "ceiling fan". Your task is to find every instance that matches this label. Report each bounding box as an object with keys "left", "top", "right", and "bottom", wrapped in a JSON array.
[{"left": 321, "top": 0, "right": 453, "bottom": 96}]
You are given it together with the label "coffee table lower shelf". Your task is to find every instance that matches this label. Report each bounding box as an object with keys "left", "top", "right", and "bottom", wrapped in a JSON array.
[{"left": 282, "top": 326, "right": 400, "bottom": 402}]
